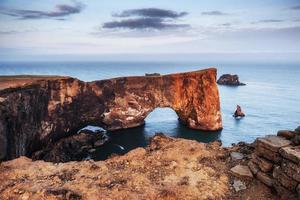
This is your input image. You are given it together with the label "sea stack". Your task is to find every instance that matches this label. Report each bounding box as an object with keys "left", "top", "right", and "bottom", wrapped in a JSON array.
[{"left": 217, "top": 74, "right": 246, "bottom": 86}]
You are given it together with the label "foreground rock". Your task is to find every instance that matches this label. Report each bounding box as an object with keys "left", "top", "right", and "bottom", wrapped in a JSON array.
[
  {"left": 231, "top": 165, "right": 253, "bottom": 178},
  {"left": 0, "top": 134, "right": 276, "bottom": 200},
  {"left": 0, "top": 68, "right": 222, "bottom": 160},
  {"left": 217, "top": 74, "right": 246, "bottom": 86},
  {"left": 247, "top": 131, "right": 300, "bottom": 199}
]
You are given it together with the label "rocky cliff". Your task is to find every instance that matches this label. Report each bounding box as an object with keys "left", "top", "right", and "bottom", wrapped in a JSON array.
[{"left": 0, "top": 68, "right": 222, "bottom": 160}]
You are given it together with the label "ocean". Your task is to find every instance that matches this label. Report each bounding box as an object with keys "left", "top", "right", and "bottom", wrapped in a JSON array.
[{"left": 0, "top": 61, "right": 299, "bottom": 160}]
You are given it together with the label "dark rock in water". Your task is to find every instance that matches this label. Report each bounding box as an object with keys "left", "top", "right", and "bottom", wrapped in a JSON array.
[
  {"left": 233, "top": 105, "right": 245, "bottom": 118},
  {"left": 0, "top": 68, "right": 222, "bottom": 160},
  {"left": 145, "top": 73, "right": 161, "bottom": 76},
  {"left": 217, "top": 74, "right": 246, "bottom": 86},
  {"left": 31, "top": 129, "right": 109, "bottom": 163}
]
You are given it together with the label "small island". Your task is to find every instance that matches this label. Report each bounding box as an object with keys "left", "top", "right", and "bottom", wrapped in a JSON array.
[{"left": 217, "top": 74, "right": 246, "bottom": 86}]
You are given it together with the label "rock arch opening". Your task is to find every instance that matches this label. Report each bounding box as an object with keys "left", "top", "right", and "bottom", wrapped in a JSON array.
[{"left": 143, "top": 107, "right": 180, "bottom": 137}]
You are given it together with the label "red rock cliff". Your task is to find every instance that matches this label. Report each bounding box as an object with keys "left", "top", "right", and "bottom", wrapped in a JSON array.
[{"left": 0, "top": 68, "right": 222, "bottom": 160}]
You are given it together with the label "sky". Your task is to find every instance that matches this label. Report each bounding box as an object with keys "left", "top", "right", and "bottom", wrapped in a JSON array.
[{"left": 0, "top": 0, "right": 300, "bottom": 61}]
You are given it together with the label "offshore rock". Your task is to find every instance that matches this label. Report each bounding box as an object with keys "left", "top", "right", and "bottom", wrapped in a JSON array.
[
  {"left": 0, "top": 68, "right": 222, "bottom": 160},
  {"left": 217, "top": 74, "right": 246, "bottom": 86},
  {"left": 233, "top": 105, "right": 245, "bottom": 118}
]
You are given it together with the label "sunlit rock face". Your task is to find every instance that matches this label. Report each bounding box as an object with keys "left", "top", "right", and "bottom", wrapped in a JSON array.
[{"left": 0, "top": 68, "right": 222, "bottom": 160}]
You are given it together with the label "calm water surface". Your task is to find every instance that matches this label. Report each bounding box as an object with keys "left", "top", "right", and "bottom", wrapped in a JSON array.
[{"left": 0, "top": 61, "right": 299, "bottom": 160}]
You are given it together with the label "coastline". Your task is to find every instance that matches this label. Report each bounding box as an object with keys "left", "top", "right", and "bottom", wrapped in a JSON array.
[{"left": 0, "top": 70, "right": 299, "bottom": 199}]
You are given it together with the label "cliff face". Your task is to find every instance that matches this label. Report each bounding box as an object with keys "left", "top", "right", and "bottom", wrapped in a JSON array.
[{"left": 0, "top": 68, "right": 222, "bottom": 160}]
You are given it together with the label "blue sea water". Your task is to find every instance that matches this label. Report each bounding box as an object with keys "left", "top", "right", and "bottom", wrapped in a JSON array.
[{"left": 0, "top": 61, "right": 299, "bottom": 159}]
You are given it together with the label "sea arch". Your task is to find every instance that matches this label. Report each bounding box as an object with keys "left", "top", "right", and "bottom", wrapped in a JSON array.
[{"left": 0, "top": 68, "right": 222, "bottom": 160}]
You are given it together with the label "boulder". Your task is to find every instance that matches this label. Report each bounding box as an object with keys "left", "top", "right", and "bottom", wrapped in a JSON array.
[
  {"left": 248, "top": 161, "right": 259, "bottom": 175},
  {"left": 230, "top": 165, "right": 253, "bottom": 178},
  {"left": 273, "top": 181, "right": 298, "bottom": 199},
  {"left": 251, "top": 154, "right": 273, "bottom": 172},
  {"left": 217, "top": 74, "right": 246, "bottom": 86},
  {"left": 279, "top": 146, "right": 300, "bottom": 164},
  {"left": 256, "top": 171, "right": 274, "bottom": 187},
  {"left": 277, "top": 130, "right": 295, "bottom": 139},
  {"left": 273, "top": 166, "right": 298, "bottom": 191},
  {"left": 255, "top": 145, "right": 282, "bottom": 163},
  {"left": 256, "top": 135, "right": 291, "bottom": 152},
  {"left": 281, "top": 159, "right": 300, "bottom": 182}
]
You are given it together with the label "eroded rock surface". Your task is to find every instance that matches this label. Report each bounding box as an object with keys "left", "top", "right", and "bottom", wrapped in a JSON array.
[
  {"left": 248, "top": 132, "right": 300, "bottom": 199},
  {"left": 0, "top": 68, "right": 222, "bottom": 160}
]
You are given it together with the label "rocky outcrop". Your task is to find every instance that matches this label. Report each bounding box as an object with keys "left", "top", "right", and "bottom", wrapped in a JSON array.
[
  {"left": 248, "top": 129, "right": 300, "bottom": 199},
  {"left": 234, "top": 105, "right": 245, "bottom": 118},
  {"left": 0, "top": 134, "right": 277, "bottom": 200},
  {"left": 0, "top": 68, "right": 222, "bottom": 160},
  {"left": 217, "top": 74, "right": 246, "bottom": 86}
]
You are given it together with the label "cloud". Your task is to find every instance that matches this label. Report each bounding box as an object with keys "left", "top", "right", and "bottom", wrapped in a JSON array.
[
  {"left": 103, "top": 17, "right": 189, "bottom": 30},
  {"left": 290, "top": 5, "right": 300, "bottom": 10},
  {"left": 0, "top": 1, "right": 84, "bottom": 20},
  {"left": 220, "top": 23, "right": 231, "bottom": 26},
  {"left": 113, "top": 8, "right": 188, "bottom": 19},
  {"left": 103, "top": 8, "right": 189, "bottom": 30},
  {"left": 208, "top": 26, "right": 300, "bottom": 41},
  {"left": 201, "top": 11, "right": 229, "bottom": 16},
  {"left": 0, "top": 29, "right": 36, "bottom": 35},
  {"left": 252, "top": 19, "right": 284, "bottom": 24},
  {"left": 0, "top": 30, "right": 18, "bottom": 34}
]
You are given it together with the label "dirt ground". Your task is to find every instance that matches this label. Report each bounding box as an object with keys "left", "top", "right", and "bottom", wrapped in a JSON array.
[{"left": 0, "top": 134, "right": 279, "bottom": 200}]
